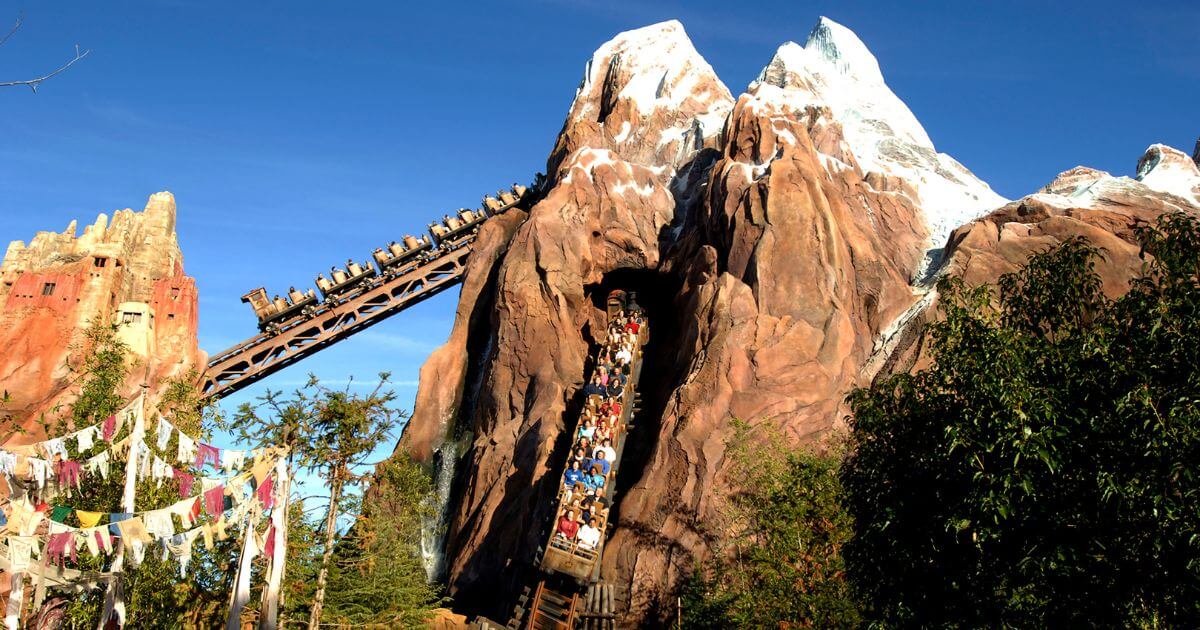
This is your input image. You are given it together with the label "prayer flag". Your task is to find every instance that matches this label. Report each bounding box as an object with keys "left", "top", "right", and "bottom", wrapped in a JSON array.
[
  {"left": 76, "top": 510, "right": 103, "bottom": 528},
  {"left": 48, "top": 505, "right": 72, "bottom": 524}
]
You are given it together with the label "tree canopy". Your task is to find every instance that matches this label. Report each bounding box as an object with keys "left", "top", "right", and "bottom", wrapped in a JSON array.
[
  {"left": 681, "top": 420, "right": 861, "bottom": 628},
  {"left": 843, "top": 213, "right": 1200, "bottom": 627}
]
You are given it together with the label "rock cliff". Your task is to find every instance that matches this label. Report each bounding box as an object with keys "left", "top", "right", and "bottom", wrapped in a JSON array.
[
  {"left": 874, "top": 144, "right": 1200, "bottom": 385},
  {"left": 397, "top": 17, "right": 1052, "bottom": 624},
  {"left": 0, "top": 193, "right": 202, "bottom": 441}
]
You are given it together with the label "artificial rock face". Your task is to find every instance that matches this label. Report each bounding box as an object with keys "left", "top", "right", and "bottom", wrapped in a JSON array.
[
  {"left": 399, "top": 17, "right": 1015, "bottom": 623},
  {"left": 0, "top": 193, "right": 202, "bottom": 440},
  {"left": 400, "top": 17, "right": 1200, "bottom": 624}
]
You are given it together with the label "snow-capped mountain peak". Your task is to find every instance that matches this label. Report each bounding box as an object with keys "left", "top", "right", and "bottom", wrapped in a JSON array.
[
  {"left": 751, "top": 17, "right": 1006, "bottom": 257},
  {"left": 805, "top": 16, "right": 888, "bottom": 89},
  {"left": 553, "top": 20, "right": 734, "bottom": 174},
  {"left": 1033, "top": 144, "right": 1200, "bottom": 213},
  {"left": 575, "top": 20, "right": 732, "bottom": 122}
]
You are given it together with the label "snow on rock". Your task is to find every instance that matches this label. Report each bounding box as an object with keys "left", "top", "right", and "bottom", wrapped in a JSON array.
[
  {"left": 1135, "top": 143, "right": 1200, "bottom": 206},
  {"left": 1031, "top": 144, "right": 1200, "bottom": 213},
  {"left": 577, "top": 20, "right": 728, "bottom": 119},
  {"left": 750, "top": 17, "right": 1006, "bottom": 253},
  {"left": 550, "top": 20, "right": 734, "bottom": 176}
]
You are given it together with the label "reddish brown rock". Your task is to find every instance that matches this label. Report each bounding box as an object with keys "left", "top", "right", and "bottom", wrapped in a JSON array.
[
  {"left": 600, "top": 61, "right": 930, "bottom": 622},
  {"left": 874, "top": 153, "right": 1200, "bottom": 382},
  {"left": 400, "top": 208, "right": 529, "bottom": 463},
  {"left": 400, "top": 18, "right": 935, "bottom": 624},
  {"left": 398, "top": 19, "right": 1198, "bottom": 628},
  {"left": 0, "top": 193, "right": 203, "bottom": 441}
]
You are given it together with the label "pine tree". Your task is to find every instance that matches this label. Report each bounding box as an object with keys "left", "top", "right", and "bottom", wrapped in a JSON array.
[
  {"left": 228, "top": 374, "right": 404, "bottom": 629},
  {"left": 323, "top": 455, "right": 445, "bottom": 626}
]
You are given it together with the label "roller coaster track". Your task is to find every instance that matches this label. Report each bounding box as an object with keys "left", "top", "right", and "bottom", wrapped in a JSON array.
[{"left": 200, "top": 193, "right": 529, "bottom": 401}]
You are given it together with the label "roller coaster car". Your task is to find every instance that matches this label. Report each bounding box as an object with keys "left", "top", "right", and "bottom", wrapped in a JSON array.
[
  {"left": 372, "top": 235, "right": 432, "bottom": 271},
  {"left": 606, "top": 290, "right": 629, "bottom": 319},
  {"left": 241, "top": 286, "right": 317, "bottom": 332},
  {"left": 482, "top": 195, "right": 504, "bottom": 214},
  {"left": 498, "top": 189, "right": 518, "bottom": 205},
  {"left": 512, "top": 182, "right": 528, "bottom": 198},
  {"left": 315, "top": 260, "right": 376, "bottom": 300},
  {"left": 541, "top": 512, "right": 606, "bottom": 584},
  {"left": 428, "top": 209, "right": 487, "bottom": 246}
]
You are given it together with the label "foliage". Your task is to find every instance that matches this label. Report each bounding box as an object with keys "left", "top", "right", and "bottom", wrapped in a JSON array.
[
  {"left": 40, "top": 323, "right": 236, "bottom": 629},
  {"left": 226, "top": 373, "right": 406, "bottom": 629},
  {"left": 223, "top": 373, "right": 401, "bottom": 483},
  {"left": 323, "top": 455, "right": 445, "bottom": 626},
  {"left": 68, "top": 320, "right": 132, "bottom": 428},
  {"left": 681, "top": 419, "right": 861, "bottom": 628},
  {"left": 24, "top": 328, "right": 420, "bottom": 627},
  {"left": 843, "top": 213, "right": 1200, "bottom": 627}
]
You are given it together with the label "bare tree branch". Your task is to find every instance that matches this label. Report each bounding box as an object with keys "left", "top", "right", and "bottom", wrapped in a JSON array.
[
  {"left": 0, "top": 44, "right": 90, "bottom": 92},
  {"left": 0, "top": 13, "right": 22, "bottom": 49}
]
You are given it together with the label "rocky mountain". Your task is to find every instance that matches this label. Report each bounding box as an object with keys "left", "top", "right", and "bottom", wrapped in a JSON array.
[
  {"left": 0, "top": 193, "right": 202, "bottom": 439},
  {"left": 395, "top": 16, "right": 1185, "bottom": 625},
  {"left": 755, "top": 18, "right": 1006, "bottom": 271},
  {"left": 397, "top": 16, "right": 1200, "bottom": 624}
]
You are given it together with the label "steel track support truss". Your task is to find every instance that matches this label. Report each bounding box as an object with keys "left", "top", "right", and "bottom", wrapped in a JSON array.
[{"left": 201, "top": 245, "right": 472, "bottom": 400}]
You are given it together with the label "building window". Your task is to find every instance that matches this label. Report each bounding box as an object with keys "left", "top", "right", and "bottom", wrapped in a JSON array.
[
  {"left": 41, "top": 283, "right": 56, "bottom": 296},
  {"left": 94, "top": 257, "right": 108, "bottom": 268},
  {"left": 122, "top": 312, "right": 142, "bottom": 324},
  {"left": 170, "top": 287, "right": 181, "bottom": 301}
]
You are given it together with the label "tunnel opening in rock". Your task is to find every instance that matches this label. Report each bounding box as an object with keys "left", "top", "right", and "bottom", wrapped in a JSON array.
[{"left": 581, "top": 266, "right": 690, "bottom": 546}]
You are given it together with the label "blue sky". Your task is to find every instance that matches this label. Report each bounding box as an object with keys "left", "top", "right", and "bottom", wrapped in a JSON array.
[{"left": 1, "top": 1, "right": 1196, "bottom": 456}]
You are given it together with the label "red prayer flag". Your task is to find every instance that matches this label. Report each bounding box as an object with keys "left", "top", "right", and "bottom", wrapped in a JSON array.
[
  {"left": 204, "top": 485, "right": 225, "bottom": 518},
  {"left": 256, "top": 473, "right": 274, "bottom": 510},
  {"left": 172, "top": 467, "right": 195, "bottom": 498}
]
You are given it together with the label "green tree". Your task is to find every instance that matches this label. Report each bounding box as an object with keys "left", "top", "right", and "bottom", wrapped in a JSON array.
[
  {"left": 843, "top": 213, "right": 1200, "bottom": 627},
  {"left": 34, "top": 323, "right": 237, "bottom": 629},
  {"left": 228, "top": 374, "right": 404, "bottom": 630},
  {"left": 681, "top": 419, "right": 861, "bottom": 628},
  {"left": 323, "top": 455, "right": 445, "bottom": 627},
  {"left": 68, "top": 320, "right": 131, "bottom": 427}
]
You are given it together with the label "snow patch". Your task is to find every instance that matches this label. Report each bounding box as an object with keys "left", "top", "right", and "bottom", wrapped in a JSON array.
[
  {"left": 819, "top": 153, "right": 852, "bottom": 173},
  {"left": 772, "top": 122, "right": 798, "bottom": 146},
  {"left": 751, "top": 17, "right": 1006, "bottom": 253},
  {"left": 613, "top": 179, "right": 656, "bottom": 197},
  {"left": 1025, "top": 146, "right": 1200, "bottom": 215},
  {"left": 1136, "top": 144, "right": 1200, "bottom": 206},
  {"left": 577, "top": 20, "right": 733, "bottom": 118},
  {"left": 612, "top": 120, "right": 632, "bottom": 143}
]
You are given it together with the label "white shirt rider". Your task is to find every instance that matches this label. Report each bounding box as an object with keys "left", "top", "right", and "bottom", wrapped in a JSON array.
[{"left": 577, "top": 520, "right": 601, "bottom": 550}]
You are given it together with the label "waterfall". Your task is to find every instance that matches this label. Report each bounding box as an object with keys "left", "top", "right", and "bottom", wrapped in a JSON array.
[
  {"left": 420, "top": 433, "right": 463, "bottom": 582},
  {"left": 421, "top": 316, "right": 494, "bottom": 581}
]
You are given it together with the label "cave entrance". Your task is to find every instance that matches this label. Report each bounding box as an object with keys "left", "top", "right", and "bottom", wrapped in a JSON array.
[
  {"left": 583, "top": 268, "right": 677, "bottom": 342},
  {"left": 581, "top": 266, "right": 687, "bottom": 543}
]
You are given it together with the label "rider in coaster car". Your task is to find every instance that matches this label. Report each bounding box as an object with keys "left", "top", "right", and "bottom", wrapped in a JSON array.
[
  {"left": 577, "top": 517, "right": 601, "bottom": 550},
  {"left": 556, "top": 509, "right": 580, "bottom": 541},
  {"left": 604, "top": 375, "right": 624, "bottom": 399},
  {"left": 562, "top": 460, "right": 585, "bottom": 490},
  {"left": 594, "top": 439, "right": 617, "bottom": 464}
]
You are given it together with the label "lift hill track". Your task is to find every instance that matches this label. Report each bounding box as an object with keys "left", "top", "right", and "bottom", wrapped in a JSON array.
[{"left": 200, "top": 186, "right": 531, "bottom": 401}]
